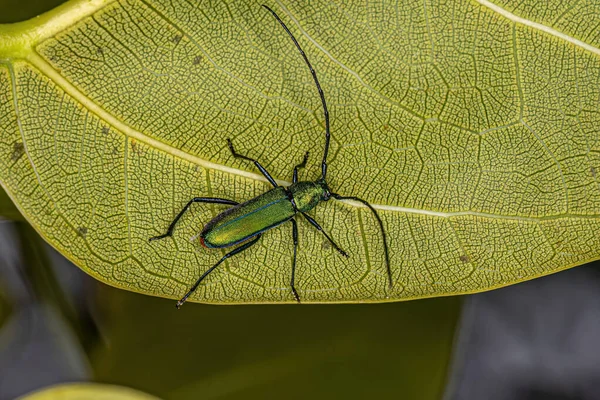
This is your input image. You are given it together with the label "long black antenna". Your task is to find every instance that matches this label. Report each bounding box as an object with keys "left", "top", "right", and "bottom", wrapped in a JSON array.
[{"left": 262, "top": 5, "right": 331, "bottom": 180}]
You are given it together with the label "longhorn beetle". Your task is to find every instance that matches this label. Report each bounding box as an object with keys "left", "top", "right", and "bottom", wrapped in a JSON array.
[{"left": 150, "top": 5, "right": 391, "bottom": 308}]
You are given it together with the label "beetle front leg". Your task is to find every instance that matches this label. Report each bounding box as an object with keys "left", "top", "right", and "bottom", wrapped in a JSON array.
[
  {"left": 292, "top": 151, "right": 309, "bottom": 183},
  {"left": 227, "top": 139, "right": 279, "bottom": 188}
]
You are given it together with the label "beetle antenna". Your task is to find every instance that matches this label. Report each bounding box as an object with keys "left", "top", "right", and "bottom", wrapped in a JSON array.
[
  {"left": 262, "top": 5, "right": 331, "bottom": 181},
  {"left": 331, "top": 193, "right": 392, "bottom": 289}
]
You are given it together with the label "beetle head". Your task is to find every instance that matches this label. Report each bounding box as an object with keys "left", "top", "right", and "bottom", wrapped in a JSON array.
[{"left": 317, "top": 178, "right": 331, "bottom": 201}]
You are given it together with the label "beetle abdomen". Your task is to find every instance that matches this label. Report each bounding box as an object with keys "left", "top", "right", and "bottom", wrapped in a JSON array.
[{"left": 201, "top": 187, "right": 295, "bottom": 248}]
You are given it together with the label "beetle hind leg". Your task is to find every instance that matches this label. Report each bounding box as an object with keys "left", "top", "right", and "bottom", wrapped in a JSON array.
[
  {"left": 290, "top": 218, "right": 301, "bottom": 302},
  {"left": 177, "top": 234, "right": 262, "bottom": 308}
]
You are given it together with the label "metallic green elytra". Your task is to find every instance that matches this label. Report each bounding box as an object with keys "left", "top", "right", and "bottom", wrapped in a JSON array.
[
  {"left": 200, "top": 181, "right": 329, "bottom": 249},
  {"left": 201, "top": 187, "right": 296, "bottom": 248},
  {"left": 149, "top": 5, "right": 391, "bottom": 308}
]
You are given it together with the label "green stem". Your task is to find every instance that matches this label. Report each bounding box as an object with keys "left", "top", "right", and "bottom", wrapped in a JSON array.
[{"left": 0, "top": 0, "right": 114, "bottom": 60}]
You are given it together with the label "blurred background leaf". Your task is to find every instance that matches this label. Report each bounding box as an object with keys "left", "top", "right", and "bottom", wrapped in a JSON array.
[
  {"left": 0, "top": 277, "right": 10, "bottom": 332},
  {"left": 0, "top": 0, "right": 67, "bottom": 23},
  {"left": 18, "top": 383, "right": 160, "bottom": 400},
  {"left": 91, "top": 287, "right": 460, "bottom": 400},
  {"left": 0, "top": 186, "right": 23, "bottom": 221}
]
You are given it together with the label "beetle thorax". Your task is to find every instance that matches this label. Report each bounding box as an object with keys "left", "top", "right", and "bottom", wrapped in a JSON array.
[{"left": 289, "top": 181, "right": 327, "bottom": 212}]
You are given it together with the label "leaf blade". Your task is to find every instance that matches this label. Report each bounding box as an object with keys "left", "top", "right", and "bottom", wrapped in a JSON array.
[{"left": 1, "top": 0, "right": 600, "bottom": 303}]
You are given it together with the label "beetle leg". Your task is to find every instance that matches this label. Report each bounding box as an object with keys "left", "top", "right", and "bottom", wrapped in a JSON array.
[
  {"left": 292, "top": 151, "right": 309, "bottom": 183},
  {"left": 149, "top": 197, "right": 238, "bottom": 242},
  {"left": 176, "top": 234, "right": 262, "bottom": 308},
  {"left": 227, "top": 139, "right": 278, "bottom": 188},
  {"left": 300, "top": 212, "right": 349, "bottom": 258},
  {"left": 331, "top": 193, "right": 392, "bottom": 289},
  {"left": 290, "top": 218, "right": 300, "bottom": 302}
]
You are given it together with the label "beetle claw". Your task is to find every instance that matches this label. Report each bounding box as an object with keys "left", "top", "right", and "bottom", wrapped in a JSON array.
[
  {"left": 149, "top": 233, "right": 170, "bottom": 242},
  {"left": 292, "top": 287, "right": 301, "bottom": 303}
]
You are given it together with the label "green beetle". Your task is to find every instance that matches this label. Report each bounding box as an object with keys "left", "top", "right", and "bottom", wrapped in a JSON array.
[{"left": 150, "top": 5, "right": 391, "bottom": 307}]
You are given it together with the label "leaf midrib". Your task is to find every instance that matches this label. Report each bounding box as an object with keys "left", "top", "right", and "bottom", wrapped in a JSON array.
[{"left": 476, "top": 0, "right": 600, "bottom": 57}]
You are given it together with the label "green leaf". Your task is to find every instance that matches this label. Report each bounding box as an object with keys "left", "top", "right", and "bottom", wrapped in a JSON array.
[
  {"left": 1, "top": 0, "right": 599, "bottom": 304},
  {"left": 18, "top": 383, "right": 160, "bottom": 400}
]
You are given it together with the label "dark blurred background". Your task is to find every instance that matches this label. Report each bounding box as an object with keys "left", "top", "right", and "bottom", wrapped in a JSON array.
[{"left": 2, "top": 2, "right": 600, "bottom": 399}]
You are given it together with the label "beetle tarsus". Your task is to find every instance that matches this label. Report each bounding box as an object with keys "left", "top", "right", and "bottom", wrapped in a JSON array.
[
  {"left": 149, "top": 233, "right": 171, "bottom": 242},
  {"left": 292, "top": 287, "right": 301, "bottom": 303}
]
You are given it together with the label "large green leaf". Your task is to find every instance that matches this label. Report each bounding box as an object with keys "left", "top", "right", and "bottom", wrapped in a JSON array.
[{"left": 1, "top": 0, "right": 599, "bottom": 304}]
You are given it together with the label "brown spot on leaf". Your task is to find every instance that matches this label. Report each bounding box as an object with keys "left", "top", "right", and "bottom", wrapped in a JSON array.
[
  {"left": 131, "top": 139, "right": 145, "bottom": 156},
  {"left": 11, "top": 142, "right": 25, "bottom": 161},
  {"left": 193, "top": 55, "right": 202, "bottom": 65},
  {"left": 102, "top": 126, "right": 109, "bottom": 135},
  {"left": 97, "top": 47, "right": 103, "bottom": 55},
  {"left": 459, "top": 255, "right": 470, "bottom": 263},
  {"left": 321, "top": 240, "right": 331, "bottom": 251},
  {"left": 78, "top": 227, "right": 88, "bottom": 237},
  {"left": 591, "top": 166, "right": 597, "bottom": 178},
  {"left": 382, "top": 124, "right": 390, "bottom": 130},
  {"left": 172, "top": 34, "right": 182, "bottom": 44}
]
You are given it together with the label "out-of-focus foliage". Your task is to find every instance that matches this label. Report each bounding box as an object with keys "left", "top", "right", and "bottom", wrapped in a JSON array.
[
  {"left": 17, "top": 383, "right": 161, "bottom": 400},
  {"left": 0, "top": 0, "right": 67, "bottom": 23},
  {"left": 91, "top": 285, "right": 460, "bottom": 400},
  {"left": 0, "top": 187, "right": 22, "bottom": 220},
  {"left": 0, "top": 283, "right": 9, "bottom": 332}
]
